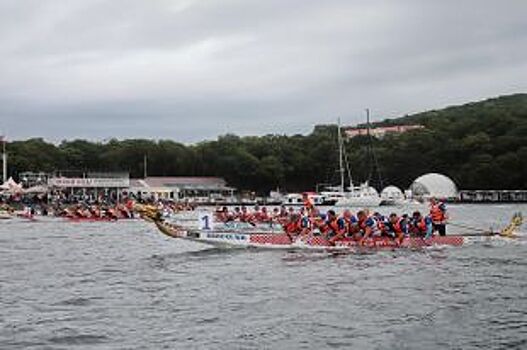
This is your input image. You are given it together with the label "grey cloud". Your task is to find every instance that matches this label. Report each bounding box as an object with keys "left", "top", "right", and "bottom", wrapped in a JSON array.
[{"left": 0, "top": 0, "right": 526, "bottom": 141}]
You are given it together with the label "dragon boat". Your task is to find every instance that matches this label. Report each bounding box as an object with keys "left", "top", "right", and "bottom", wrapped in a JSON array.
[{"left": 146, "top": 212, "right": 523, "bottom": 250}]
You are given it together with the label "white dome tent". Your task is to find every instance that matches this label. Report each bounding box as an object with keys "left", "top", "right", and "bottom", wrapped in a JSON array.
[
  {"left": 380, "top": 185, "right": 405, "bottom": 205},
  {"left": 410, "top": 173, "right": 458, "bottom": 199}
]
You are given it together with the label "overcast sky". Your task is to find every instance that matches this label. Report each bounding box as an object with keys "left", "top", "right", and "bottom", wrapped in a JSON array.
[{"left": 1, "top": 0, "right": 526, "bottom": 142}]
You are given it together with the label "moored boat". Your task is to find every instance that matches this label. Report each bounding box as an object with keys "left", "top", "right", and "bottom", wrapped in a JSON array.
[{"left": 0, "top": 211, "right": 12, "bottom": 220}]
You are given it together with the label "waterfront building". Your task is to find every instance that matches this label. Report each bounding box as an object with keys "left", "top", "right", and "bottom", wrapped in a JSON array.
[
  {"left": 127, "top": 177, "right": 235, "bottom": 203},
  {"left": 19, "top": 172, "right": 49, "bottom": 188},
  {"left": 47, "top": 171, "right": 130, "bottom": 203}
]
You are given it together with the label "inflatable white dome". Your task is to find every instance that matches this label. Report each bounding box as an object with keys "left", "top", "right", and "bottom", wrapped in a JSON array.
[
  {"left": 410, "top": 173, "right": 458, "bottom": 199},
  {"left": 381, "top": 185, "right": 404, "bottom": 200}
]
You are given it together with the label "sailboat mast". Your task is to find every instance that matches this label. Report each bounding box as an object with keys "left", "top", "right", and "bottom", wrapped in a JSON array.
[
  {"left": 1, "top": 135, "right": 6, "bottom": 184},
  {"left": 337, "top": 118, "right": 345, "bottom": 192},
  {"left": 366, "top": 108, "right": 372, "bottom": 183}
]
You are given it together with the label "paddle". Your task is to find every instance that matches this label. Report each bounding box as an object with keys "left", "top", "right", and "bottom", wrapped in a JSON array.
[{"left": 450, "top": 212, "right": 523, "bottom": 238}]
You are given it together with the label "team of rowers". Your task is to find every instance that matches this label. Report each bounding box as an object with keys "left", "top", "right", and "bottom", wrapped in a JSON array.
[{"left": 214, "top": 195, "right": 448, "bottom": 244}]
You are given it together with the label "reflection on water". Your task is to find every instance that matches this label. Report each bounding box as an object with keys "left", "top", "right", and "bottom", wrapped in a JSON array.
[{"left": 0, "top": 204, "right": 526, "bottom": 349}]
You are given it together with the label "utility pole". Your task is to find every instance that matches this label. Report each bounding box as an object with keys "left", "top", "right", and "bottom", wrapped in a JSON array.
[
  {"left": 365, "top": 109, "right": 384, "bottom": 190},
  {"left": 143, "top": 154, "right": 148, "bottom": 179},
  {"left": 365, "top": 109, "right": 372, "bottom": 182},
  {"left": 1, "top": 135, "right": 6, "bottom": 183}
]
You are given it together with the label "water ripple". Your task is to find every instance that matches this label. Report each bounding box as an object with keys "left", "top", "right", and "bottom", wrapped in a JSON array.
[{"left": 0, "top": 204, "right": 526, "bottom": 349}]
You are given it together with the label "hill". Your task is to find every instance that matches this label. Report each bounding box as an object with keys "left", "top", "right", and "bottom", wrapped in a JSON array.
[
  {"left": 4, "top": 94, "right": 527, "bottom": 192},
  {"left": 357, "top": 94, "right": 527, "bottom": 190}
]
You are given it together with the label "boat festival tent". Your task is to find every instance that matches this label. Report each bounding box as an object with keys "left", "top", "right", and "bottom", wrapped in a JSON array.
[
  {"left": 410, "top": 173, "right": 458, "bottom": 199},
  {"left": 0, "top": 177, "right": 23, "bottom": 193},
  {"left": 381, "top": 186, "right": 404, "bottom": 200}
]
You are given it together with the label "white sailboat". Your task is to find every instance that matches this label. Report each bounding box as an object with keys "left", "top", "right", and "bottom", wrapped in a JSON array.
[{"left": 332, "top": 115, "right": 382, "bottom": 208}]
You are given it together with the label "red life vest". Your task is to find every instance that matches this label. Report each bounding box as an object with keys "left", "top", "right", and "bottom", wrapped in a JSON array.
[
  {"left": 392, "top": 218, "right": 405, "bottom": 234},
  {"left": 376, "top": 218, "right": 386, "bottom": 233},
  {"left": 285, "top": 221, "right": 300, "bottom": 234},
  {"left": 240, "top": 212, "right": 251, "bottom": 222},
  {"left": 328, "top": 219, "right": 341, "bottom": 234},
  {"left": 259, "top": 212, "right": 270, "bottom": 222},
  {"left": 416, "top": 217, "right": 427, "bottom": 232}
]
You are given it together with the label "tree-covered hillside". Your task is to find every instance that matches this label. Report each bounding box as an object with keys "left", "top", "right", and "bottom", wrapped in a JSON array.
[
  {"left": 367, "top": 94, "right": 527, "bottom": 190},
  {"left": 4, "top": 94, "right": 527, "bottom": 192}
]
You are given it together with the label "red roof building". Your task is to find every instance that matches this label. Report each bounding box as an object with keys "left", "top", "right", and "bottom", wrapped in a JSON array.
[{"left": 344, "top": 124, "right": 424, "bottom": 139}]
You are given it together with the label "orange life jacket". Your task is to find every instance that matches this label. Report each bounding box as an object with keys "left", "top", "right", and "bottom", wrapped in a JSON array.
[{"left": 430, "top": 204, "right": 446, "bottom": 223}]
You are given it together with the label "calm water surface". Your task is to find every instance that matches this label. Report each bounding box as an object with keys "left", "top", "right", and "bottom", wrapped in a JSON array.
[{"left": 1, "top": 204, "right": 526, "bottom": 349}]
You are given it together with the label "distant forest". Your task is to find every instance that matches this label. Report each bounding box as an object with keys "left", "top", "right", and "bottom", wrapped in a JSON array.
[{"left": 5, "top": 93, "right": 527, "bottom": 192}]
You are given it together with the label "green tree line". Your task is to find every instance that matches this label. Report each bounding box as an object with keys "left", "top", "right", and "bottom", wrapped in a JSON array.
[{"left": 4, "top": 94, "right": 527, "bottom": 192}]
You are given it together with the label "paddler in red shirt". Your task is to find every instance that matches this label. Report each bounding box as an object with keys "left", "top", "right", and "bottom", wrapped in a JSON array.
[
  {"left": 284, "top": 213, "right": 301, "bottom": 241},
  {"left": 259, "top": 207, "right": 271, "bottom": 223},
  {"left": 252, "top": 205, "right": 262, "bottom": 222}
]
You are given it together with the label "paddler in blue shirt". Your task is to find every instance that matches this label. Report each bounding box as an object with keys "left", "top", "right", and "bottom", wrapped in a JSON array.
[{"left": 358, "top": 210, "right": 383, "bottom": 243}]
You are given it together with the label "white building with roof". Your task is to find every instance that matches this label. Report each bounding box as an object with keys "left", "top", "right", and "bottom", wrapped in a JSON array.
[{"left": 127, "top": 177, "right": 236, "bottom": 202}]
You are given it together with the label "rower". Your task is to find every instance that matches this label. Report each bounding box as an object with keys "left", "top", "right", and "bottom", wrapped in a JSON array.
[
  {"left": 387, "top": 213, "right": 407, "bottom": 243},
  {"left": 216, "top": 206, "right": 231, "bottom": 222},
  {"left": 342, "top": 210, "right": 360, "bottom": 239},
  {"left": 310, "top": 210, "right": 326, "bottom": 235},
  {"left": 298, "top": 210, "right": 312, "bottom": 237},
  {"left": 253, "top": 205, "right": 261, "bottom": 221},
  {"left": 326, "top": 210, "right": 347, "bottom": 244},
  {"left": 259, "top": 207, "right": 271, "bottom": 223},
  {"left": 357, "top": 210, "right": 382, "bottom": 242},
  {"left": 284, "top": 213, "right": 301, "bottom": 240},
  {"left": 271, "top": 207, "right": 281, "bottom": 224},
  {"left": 410, "top": 211, "right": 433, "bottom": 239},
  {"left": 240, "top": 206, "right": 251, "bottom": 222},
  {"left": 279, "top": 205, "right": 288, "bottom": 218},
  {"left": 302, "top": 192, "right": 315, "bottom": 214},
  {"left": 233, "top": 207, "right": 242, "bottom": 221},
  {"left": 429, "top": 198, "right": 448, "bottom": 236}
]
